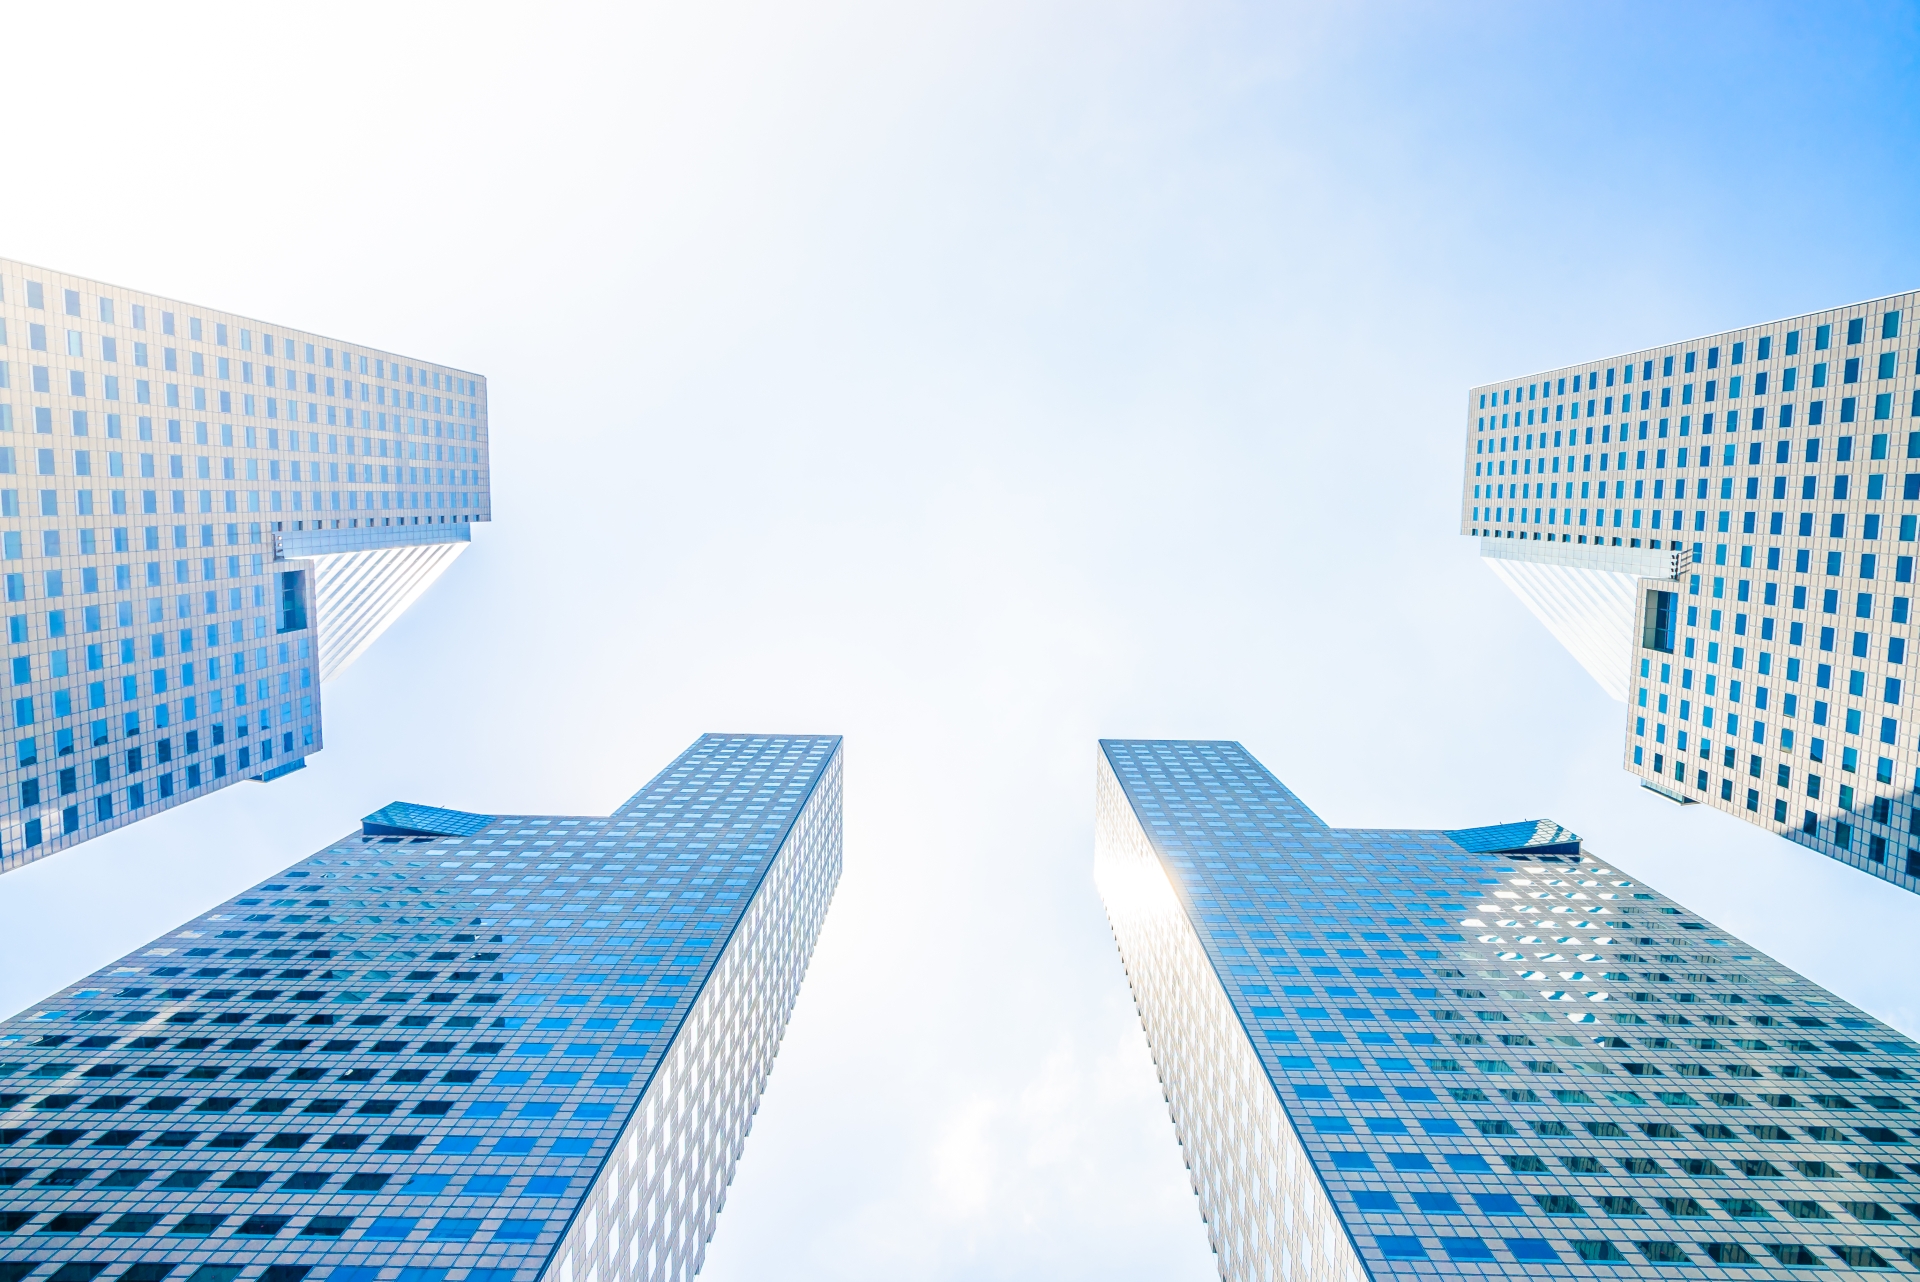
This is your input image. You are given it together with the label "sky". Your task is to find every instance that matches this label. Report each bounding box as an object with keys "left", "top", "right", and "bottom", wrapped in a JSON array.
[{"left": 2, "top": 1, "right": 1920, "bottom": 1277}]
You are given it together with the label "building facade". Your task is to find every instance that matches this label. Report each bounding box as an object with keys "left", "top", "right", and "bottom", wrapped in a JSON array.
[
  {"left": 0, "top": 259, "right": 491, "bottom": 871},
  {"left": 0, "top": 732, "right": 842, "bottom": 1282},
  {"left": 1095, "top": 738, "right": 1920, "bottom": 1279},
  {"left": 1461, "top": 292, "right": 1920, "bottom": 894}
]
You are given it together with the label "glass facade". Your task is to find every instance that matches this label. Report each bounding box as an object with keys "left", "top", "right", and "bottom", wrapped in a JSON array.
[
  {"left": 1459, "top": 291, "right": 1920, "bottom": 896},
  {"left": 0, "top": 732, "right": 843, "bottom": 1282},
  {"left": 1096, "top": 738, "right": 1920, "bottom": 1277},
  {"left": 0, "top": 258, "right": 491, "bottom": 872}
]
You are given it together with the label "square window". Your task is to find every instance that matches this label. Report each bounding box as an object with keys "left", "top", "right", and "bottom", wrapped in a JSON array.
[{"left": 493, "top": 1219, "right": 545, "bottom": 1242}]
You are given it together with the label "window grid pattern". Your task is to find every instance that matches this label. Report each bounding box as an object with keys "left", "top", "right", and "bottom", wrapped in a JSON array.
[
  {"left": 0, "top": 258, "right": 493, "bottom": 874},
  {"left": 550, "top": 759, "right": 840, "bottom": 1282},
  {"left": 1097, "top": 738, "right": 1920, "bottom": 1277},
  {"left": 1095, "top": 750, "right": 1366, "bottom": 1282},
  {"left": 1459, "top": 290, "right": 1920, "bottom": 898},
  {"left": 0, "top": 732, "right": 842, "bottom": 1282}
]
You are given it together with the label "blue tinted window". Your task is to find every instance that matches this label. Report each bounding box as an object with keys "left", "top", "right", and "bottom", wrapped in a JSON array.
[
  {"left": 1376, "top": 1237, "right": 1427, "bottom": 1260},
  {"left": 495, "top": 1220, "right": 546, "bottom": 1242}
]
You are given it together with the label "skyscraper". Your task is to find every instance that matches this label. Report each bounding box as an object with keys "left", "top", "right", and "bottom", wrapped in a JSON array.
[
  {"left": 0, "top": 732, "right": 841, "bottom": 1282},
  {"left": 0, "top": 259, "right": 490, "bottom": 871},
  {"left": 1462, "top": 292, "right": 1920, "bottom": 894},
  {"left": 1095, "top": 738, "right": 1919, "bottom": 1278}
]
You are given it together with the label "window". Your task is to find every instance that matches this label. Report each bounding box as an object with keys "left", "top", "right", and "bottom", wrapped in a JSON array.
[
  {"left": 277, "top": 571, "right": 307, "bottom": 633},
  {"left": 494, "top": 1220, "right": 546, "bottom": 1242},
  {"left": 1643, "top": 590, "right": 1677, "bottom": 653}
]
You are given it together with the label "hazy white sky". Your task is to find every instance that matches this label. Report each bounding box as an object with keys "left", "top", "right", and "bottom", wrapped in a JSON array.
[{"left": 2, "top": 3, "right": 1918, "bottom": 1278}]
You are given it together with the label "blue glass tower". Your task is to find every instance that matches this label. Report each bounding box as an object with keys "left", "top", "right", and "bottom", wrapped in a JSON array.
[
  {"left": 0, "top": 733, "right": 841, "bottom": 1282},
  {"left": 1095, "top": 739, "right": 1918, "bottom": 1278}
]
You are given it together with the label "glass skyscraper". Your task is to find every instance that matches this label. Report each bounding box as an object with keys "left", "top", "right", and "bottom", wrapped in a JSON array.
[
  {"left": 1095, "top": 738, "right": 1919, "bottom": 1278},
  {"left": 0, "top": 732, "right": 842, "bottom": 1282},
  {"left": 0, "top": 258, "right": 491, "bottom": 872},
  {"left": 1460, "top": 291, "right": 1920, "bottom": 894}
]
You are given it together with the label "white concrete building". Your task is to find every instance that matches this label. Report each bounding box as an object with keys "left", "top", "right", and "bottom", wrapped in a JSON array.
[
  {"left": 0, "top": 258, "right": 489, "bottom": 869},
  {"left": 1463, "top": 292, "right": 1920, "bottom": 893}
]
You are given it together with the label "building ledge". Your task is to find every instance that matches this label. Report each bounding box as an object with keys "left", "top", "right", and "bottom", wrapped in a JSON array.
[
  {"left": 362, "top": 801, "right": 495, "bottom": 837},
  {"left": 1639, "top": 779, "right": 1697, "bottom": 806},
  {"left": 253, "top": 759, "right": 308, "bottom": 784},
  {"left": 1445, "top": 819, "right": 1582, "bottom": 855},
  {"left": 1480, "top": 536, "right": 1688, "bottom": 580}
]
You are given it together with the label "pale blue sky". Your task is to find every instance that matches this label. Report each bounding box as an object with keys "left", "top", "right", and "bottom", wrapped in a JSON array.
[{"left": 2, "top": 4, "right": 1917, "bottom": 1278}]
